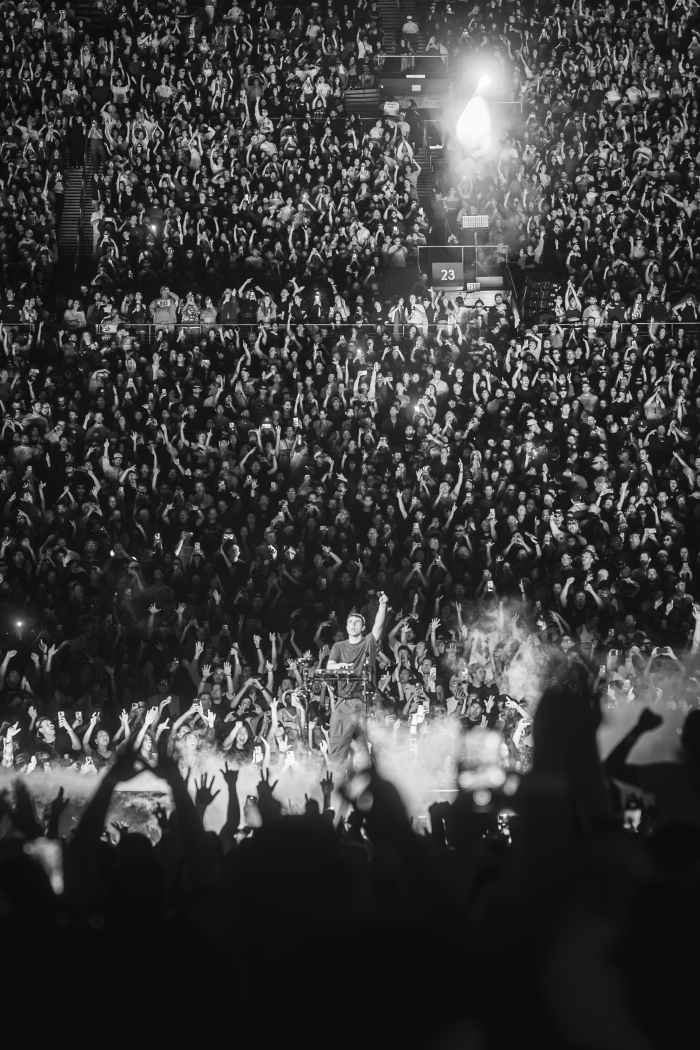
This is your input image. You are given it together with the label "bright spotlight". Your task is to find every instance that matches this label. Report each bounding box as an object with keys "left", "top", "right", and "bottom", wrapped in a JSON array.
[
  {"left": 476, "top": 73, "right": 492, "bottom": 93},
  {"left": 456, "top": 94, "right": 491, "bottom": 154}
]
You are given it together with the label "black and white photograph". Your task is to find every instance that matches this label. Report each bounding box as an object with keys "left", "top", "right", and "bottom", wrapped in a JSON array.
[{"left": 0, "top": 1, "right": 699, "bottom": 1046}]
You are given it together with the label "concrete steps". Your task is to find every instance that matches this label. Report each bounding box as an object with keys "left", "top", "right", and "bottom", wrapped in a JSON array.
[
  {"left": 343, "top": 87, "right": 383, "bottom": 117},
  {"left": 377, "top": 0, "right": 425, "bottom": 52},
  {"left": 71, "top": 0, "right": 111, "bottom": 35},
  {"left": 57, "top": 168, "right": 84, "bottom": 271}
]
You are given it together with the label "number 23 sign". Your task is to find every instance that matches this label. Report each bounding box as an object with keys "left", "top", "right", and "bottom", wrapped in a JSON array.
[{"left": 431, "top": 261, "right": 463, "bottom": 284}]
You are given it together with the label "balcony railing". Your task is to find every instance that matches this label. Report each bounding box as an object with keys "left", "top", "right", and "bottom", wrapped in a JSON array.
[{"left": 3, "top": 317, "right": 700, "bottom": 353}]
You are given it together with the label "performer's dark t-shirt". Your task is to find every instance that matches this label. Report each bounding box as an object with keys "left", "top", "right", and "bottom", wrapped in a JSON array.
[{"left": 328, "top": 635, "right": 377, "bottom": 700}]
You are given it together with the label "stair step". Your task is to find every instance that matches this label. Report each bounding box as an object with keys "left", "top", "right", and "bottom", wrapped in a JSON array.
[
  {"left": 58, "top": 163, "right": 94, "bottom": 267},
  {"left": 344, "top": 87, "right": 383, "bottom": 116},
  {"left": 72, "top": 0, "right": 110, "bottom": 33}
]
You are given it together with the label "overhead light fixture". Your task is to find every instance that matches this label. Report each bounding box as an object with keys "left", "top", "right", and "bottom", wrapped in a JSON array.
[{"left": 456, "top": 94, "right": 492, "bottom": 152}]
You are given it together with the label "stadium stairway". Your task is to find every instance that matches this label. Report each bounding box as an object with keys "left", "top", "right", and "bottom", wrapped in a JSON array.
[
  {"left": 80, "top": 162, "right": 99, "bottom": 261},
  {"left": 71, "top": 0, "right": 111, "bottom": 35},
  {"left": 57, "top": 164, "right": 100, "bottom": 284},
  {"left": 377, "top": 0, "right": 425, "bottom": 53},
  {"left": 417, "top": 158, "right": 433, "bottom": 207},
  {"left": 416, "top": 143, "right": 444, "bottom": 209},
  {"left": 57, "top": 167, "right": 84, "bottom": 273},
  {"left": 343, "top": 87, "right": 383, "bottom": 118}
]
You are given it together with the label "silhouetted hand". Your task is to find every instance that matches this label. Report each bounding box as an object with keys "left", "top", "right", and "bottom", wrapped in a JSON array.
[
  {"left": 47, "top": 786, "right": 69, "bottom": 827},
  {"left": 637, "top": 707, "right": 663, "bottom": 734},
  {"left": 257, "top": 767, "right": 278, "bottom": 800},
  {"left": 256, "top": 767, "right": 282, "bottom": 822},
  {"left": 304, "top": 794, "right": 321, "bottom": 818},
  {"left": 11, "top": 779, "right": 43, "bottom": 840},
  {"left": 194, "top": 772, "right": 220, "bottom": 812},
  {"left": 153, "top": 731, "right": 183, "bottom": 784},
  {"left": 110, "top": 738, "right": 148, "bottom": 783},
  {"left": 220, "top": 761, "right": 239, "bottom": 791}
]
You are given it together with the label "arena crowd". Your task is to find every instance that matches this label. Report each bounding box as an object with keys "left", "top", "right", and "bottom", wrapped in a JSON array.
[{"left": 0, "top": 0, "right": 700, "bottom": 1031}]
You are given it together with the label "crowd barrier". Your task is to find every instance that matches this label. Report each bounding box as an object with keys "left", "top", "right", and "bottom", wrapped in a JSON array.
[{"left": 3, "top": 318, "right": 700, "bottom": 349}]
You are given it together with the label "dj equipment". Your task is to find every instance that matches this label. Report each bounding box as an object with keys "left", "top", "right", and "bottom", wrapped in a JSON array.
[
  {"left": 311, "top": 670, "right": 364, "bottom": 682},
  {"left": 303, "top": 665, "right": 373, "bottom": 711}
]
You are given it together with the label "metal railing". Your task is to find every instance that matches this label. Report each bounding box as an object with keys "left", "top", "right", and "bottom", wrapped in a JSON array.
[
  {"left": 92, "top": 322, "right": 485, "bottom": 343},
  {"left": 419, "top": 241, "right": 511, "bottom": 255},
  {"left": 3, "top": 318, "right": 700, "bottom": 353},
  {"left": 375, "top": 53, "right": 452, "bottom": 74},
  {"left": 503, "top": 262, "right": 520, "bottom": 311},
  {"left": 87, "top": 318, "right": 700, "bottom": 344},
  {"left": 374, "top": 53, "right": 450, "bottom": 60}
]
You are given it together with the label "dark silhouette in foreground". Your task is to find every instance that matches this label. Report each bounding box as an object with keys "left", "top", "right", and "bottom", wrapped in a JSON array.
[{"left": 1, "top": 671, "right": 699, "bottom": 1050}]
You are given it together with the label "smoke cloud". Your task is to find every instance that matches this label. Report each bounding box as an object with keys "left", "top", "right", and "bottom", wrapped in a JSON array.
[{"left": 3, "top": 610, "right": 695, "bottom": 836}]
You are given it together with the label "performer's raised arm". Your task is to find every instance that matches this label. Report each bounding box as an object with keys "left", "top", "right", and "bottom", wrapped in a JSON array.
[{"left": 371, "top": 592, "right": 389, "bottom": 642}]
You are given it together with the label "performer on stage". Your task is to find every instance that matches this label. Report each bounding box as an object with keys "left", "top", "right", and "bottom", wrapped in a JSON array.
[{"left": 326, "top": 593, "right": 389, "bottom": 766}]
